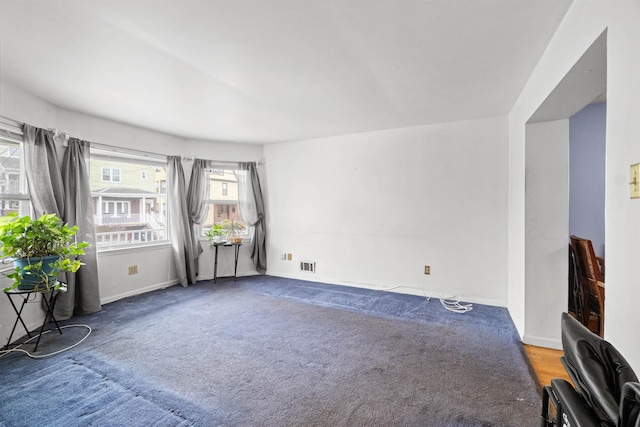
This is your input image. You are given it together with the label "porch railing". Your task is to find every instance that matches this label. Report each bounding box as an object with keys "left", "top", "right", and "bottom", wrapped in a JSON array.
[{"left": 95, "top": 227, "right": 167, "bottom": 247}]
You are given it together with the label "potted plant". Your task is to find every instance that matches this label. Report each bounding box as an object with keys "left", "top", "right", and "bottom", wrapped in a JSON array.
[
  {"left": 0, "top": 213, "right": 89, "bottom": 293},
  {"left": 205, "top": 224, "right": 226, "bottom": 244},
  {"left": 222, "top": 219, "right": 245, "bottom": 243}
]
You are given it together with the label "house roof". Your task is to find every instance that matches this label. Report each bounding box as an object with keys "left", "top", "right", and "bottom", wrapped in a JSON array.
[
  {"left": 92, "top": 187, "right": 160, "bottom": 197},
  {"left": 0, "top": 0, "right": 573, "bottom": 144}
]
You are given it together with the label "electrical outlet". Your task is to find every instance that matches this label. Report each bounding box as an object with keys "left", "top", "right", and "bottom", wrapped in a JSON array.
[
  {"left": 128, "top": 265, "right": 138, "bottom": 275},
  {"left": 287, "top": 253, "right": 292, "bottom": 261},
  {"left": 424, "top": 265, "right": 430, "bottom": 275}
]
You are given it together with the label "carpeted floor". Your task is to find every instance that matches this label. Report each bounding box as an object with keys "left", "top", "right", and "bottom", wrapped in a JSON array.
[{"left": 0, "top": 276, "right": 540, "bottom": 426}]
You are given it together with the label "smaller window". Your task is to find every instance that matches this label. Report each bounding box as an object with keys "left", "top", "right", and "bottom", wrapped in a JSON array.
[
  {"left": 102, "top": 201, "right": 131, "bottom": 217},
  {"left": 202, "top": 168, "right": 248, "bottom": 238},
  {"left": 101, "top": 167, "right": 122, "bottom": 183}
]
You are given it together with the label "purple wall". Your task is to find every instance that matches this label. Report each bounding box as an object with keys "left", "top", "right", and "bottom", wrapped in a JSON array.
[{"left": 569, "top": 102, "right": 606, "bottom": 257}]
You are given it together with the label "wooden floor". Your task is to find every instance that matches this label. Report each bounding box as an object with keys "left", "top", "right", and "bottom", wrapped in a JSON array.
[{"left": 523, "top": 344, "right": 572, "bottom": 391}]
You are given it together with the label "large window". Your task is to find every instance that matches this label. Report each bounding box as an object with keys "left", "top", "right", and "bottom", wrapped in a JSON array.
[
  {"left": 90, "top": 147, "right": 168, "bottom": 248},
  {"left": 202, "top": 169, "right": 248, "bottom": 238},
  {"left": 0, "top": 137, "right": 30, "bottom": 220}
]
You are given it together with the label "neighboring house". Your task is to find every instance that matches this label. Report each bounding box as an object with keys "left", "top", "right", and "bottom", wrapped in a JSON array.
[
  {"left": 204, "top": 169, "right": 242, "bottom": 229},
  {"left": 0, "top": 144, "right": 22, "bottom": 217},
  {"left": 90, "top": 159, "right": 167, "bottom": 246},
  {"left": 89, "top": 162, "right": 244, "bottom": 245},
  {"left": 0, "top": 158, "right": 19, "bottom": 216}
]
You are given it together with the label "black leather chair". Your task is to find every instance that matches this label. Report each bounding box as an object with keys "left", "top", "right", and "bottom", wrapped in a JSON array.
[{"left": 540, "top": 313, "right": 640, "bottom": 427}]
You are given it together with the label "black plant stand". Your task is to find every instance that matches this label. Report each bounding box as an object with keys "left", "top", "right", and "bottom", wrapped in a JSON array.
[
  {"left": 212, "top": 242, "right": 242, "bottom": 284},
  {"left": 4, "top": 286, "right": 63, "bottom": 352}
]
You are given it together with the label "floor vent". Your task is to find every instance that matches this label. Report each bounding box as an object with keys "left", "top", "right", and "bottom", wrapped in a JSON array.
[{"left": 300, "top": 261, "right": 316, "bottom": 273}]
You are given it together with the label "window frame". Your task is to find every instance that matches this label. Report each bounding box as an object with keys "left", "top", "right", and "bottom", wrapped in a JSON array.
[
  {"left": 0, "top": 137, "right": 31, "bottom": 220},
  {"left": 102, "top": 200, "right": 131, "bottom": 217},
  {"left": 90, "top": 146, "right": 169, "bottom": 250},
  {"left": 200, "top": 167, "right": 251, "bottom": 240},
  {"left": 101, "top": 167, "right": 122, "bottom": 183}
]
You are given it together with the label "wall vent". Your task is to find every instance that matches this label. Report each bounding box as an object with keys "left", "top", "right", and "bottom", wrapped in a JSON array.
[{"left": 300, "top": 261, "right": 316, "bottom": 273}]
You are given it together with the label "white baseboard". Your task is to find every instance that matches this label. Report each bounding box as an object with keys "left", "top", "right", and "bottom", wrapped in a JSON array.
[
  {"left": 522, "top": 334, "right": 562, "bottom": 350},
  {"left": 266, "top": 272, "right": 507, "bottom": 307},
  {"left": 100, "top": 279, "right": 180, "bottom": 305}
]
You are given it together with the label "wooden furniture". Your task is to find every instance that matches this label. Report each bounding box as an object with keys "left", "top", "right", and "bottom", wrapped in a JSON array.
[{"left": 569, "top": 235, "right": 604, "bottom": 337}]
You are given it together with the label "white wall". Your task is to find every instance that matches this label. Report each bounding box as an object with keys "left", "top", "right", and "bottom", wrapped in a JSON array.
[
  {"left": 0, "top": 81, "right": 58, "bottom": 129},
  {"left": 264, "top": 116, "right": 509, "bottom": 305},
  {"left": 0, "top": 81, "right": 264, "bottom": 345},
  {"left": 509, "top": 1, "right": 640, "bottom": 368},
  {"left": 524, "top": 120, "right": 569, "bottom": 348}
]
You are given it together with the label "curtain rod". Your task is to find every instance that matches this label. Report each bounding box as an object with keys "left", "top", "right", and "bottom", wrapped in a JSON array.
[
  {"left": 184, "top": 157, "right": 264, "bottom": 167},
  {"left": 90, "top": 142, "right": 168, "bottom": 162},
  {"left": 0, "top": 115, "right": 263, "bottom": 166}
]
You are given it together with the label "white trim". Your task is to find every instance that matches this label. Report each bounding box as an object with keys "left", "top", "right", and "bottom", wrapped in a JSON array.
[
  {"left": 96, "top": 241, "right": 172, "bottom": 255},
  {"left": 522, "top": 334, "right": 562, "bottom": 350},
  {"left": 100, "top": 279, "right": 179, "bottom": 304},
  {"left": 91, "top": 144, "right": 167, "bottom": 164},
  {"left": 0, "top": 194, "right": 30, "bottom": 201},
  {"left": 0, "top": 116, "right": 23, "bottom": 143}
]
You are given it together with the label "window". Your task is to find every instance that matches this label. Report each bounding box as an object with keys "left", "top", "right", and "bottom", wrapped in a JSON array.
[
  {"left": 101, "top": 167, "right": 121, "bottom": 183},
  {"left": 202, "top": 169, "right": 248, "bottom": 238},
  {"left": 0, "top": 137, "right": 31, "bottom": 221},
  {"left": 90, "top": 147, "right": 168, "bottom": 248},
  {"left": 102, "top": 201, "right": 131, "bottom": 216}
]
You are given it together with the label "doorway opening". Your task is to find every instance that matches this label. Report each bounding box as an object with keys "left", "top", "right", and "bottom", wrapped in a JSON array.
[
  {"left": 567, "top": 103, "right": 606, "bottom": 337},
  {"left": 524, "top": 30, "right": 607, "bottom": 344}
]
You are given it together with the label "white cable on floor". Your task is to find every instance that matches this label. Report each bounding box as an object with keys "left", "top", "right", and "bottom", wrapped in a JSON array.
[
  {"left": 438, "top": 283, "right": 473, "bottom": 313},
  {"left": 440, "top": 296, "right": 473, "bottom": 313},
  {"left": 0, "top": 324, "right": 92, "bottom": 359},
  {"left": 373, "top": 283, "right": 472, "bottom": 313}
]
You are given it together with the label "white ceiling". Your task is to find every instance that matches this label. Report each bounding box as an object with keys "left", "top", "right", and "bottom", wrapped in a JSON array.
[{"left": 0, "top": 0, "right": 573, "bottom": 144}]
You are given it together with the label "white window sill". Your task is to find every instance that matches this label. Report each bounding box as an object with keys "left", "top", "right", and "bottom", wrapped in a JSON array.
[{"left": 97, "top": 241, "right": 172, "bottom": 256}]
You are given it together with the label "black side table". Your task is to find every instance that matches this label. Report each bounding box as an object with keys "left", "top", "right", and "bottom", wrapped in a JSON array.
[
  {"left": 4, "top": 287, "right": 63, "bottom": 351},
  {"left": 212, "top": 242, "right": 242, "bottom": 284}
]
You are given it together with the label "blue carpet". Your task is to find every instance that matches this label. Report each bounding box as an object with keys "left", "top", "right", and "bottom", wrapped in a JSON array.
[
  {"left": 0, "top": 352, "right": 223, "bottom": 427},
  {"left": 0, "top": 276, "right": 539, "bottom": 426}
]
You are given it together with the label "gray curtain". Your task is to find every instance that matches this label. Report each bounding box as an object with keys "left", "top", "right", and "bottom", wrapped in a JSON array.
[
  {"left": 167, "top": 156, "right": 196, "bottom": 286},
  {"left": 22, "top": 124, "right": 65, "bottom": 217},
  {"left": 57, "top": 138, "right": 101, "bottom": 318},
  {"left": 186, "top": 159, "right": 210, "bottom": 277},
  {"left": 238, "top": 162, "right": 267, "bottom": 273}
]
